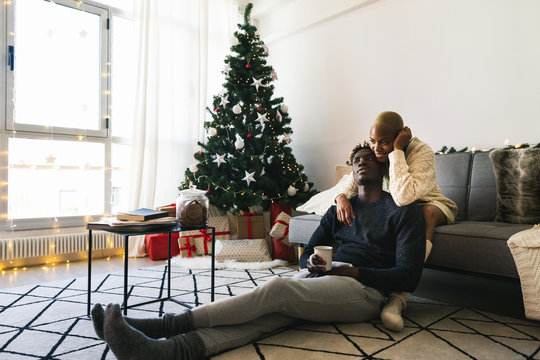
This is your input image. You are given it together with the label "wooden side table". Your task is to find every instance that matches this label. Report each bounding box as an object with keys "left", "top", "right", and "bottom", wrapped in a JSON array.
[{"left": 86, "top": 222, "right": 215, "bottom": 316}]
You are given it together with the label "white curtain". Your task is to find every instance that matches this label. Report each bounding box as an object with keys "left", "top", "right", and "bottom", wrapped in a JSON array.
[{"left": 128, "top": 0, "right": 239, "bottom": 210}]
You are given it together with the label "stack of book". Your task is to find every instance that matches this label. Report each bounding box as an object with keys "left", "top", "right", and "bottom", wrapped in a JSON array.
[{"left": 88, "top": 208, "right": 177, "bottom": 230}]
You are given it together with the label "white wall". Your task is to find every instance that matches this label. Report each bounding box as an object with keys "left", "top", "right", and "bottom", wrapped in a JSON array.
[{"left": 251, "top": 0, "right": 540, "bottom": 190}]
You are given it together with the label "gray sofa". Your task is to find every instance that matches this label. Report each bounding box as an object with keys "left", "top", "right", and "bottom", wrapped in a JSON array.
[{"left": 290, "top": 151, "right": 531, "bottom": 279}]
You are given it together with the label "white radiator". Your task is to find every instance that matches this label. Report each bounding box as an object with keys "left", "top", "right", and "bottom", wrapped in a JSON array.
[{"left": 0, "top": 231, "right": 125, "bottom": 260}]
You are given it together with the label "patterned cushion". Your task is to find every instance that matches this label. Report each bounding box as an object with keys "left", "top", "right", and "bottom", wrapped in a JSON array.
[
  {"left": 490, "top": 148, "right": 540, "bottom": 224},
  {"left": 215, "top": 238, "right": 271, "bottom": 262}
]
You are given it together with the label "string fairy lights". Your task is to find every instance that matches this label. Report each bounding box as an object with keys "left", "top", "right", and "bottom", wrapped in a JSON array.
[{"left": 1, "top": 0, "right": 115, "bottom": 227}]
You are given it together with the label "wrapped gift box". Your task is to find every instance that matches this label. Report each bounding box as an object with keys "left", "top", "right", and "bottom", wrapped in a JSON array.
[
  {"left": 236, "top": 213, "right": 264, "bottom": 239},
  {"left": 215, "top": 238, "right": 271, "bottom": 262},
  {"left": 269, "top": 211, "right": 291, "bottom": 240},
  {"left": 179, "top": 237, "right": 197, "bottom": 258},
  {"left": 145, "top": 232, "right": 180, "bottom": 261},
  {"left": 179, "top": 216, "right": 230, "bottom": 255},
  {"left": 270, "top": 203, "right": 296, "bottom": 261}
]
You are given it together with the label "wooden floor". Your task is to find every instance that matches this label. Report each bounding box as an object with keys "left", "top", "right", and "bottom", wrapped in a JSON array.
[{"left": 0, "top": 255, "right": 166, "bottom": 289}]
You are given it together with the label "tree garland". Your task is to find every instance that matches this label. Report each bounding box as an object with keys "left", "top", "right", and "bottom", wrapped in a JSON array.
[{"left": 437, "top": 142, "right": 540, "bottom": 154}]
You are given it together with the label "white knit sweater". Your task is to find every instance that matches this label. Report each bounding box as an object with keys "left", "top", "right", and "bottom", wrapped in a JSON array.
[{"left": 339, "top": 137, "right": 458, "bottom": 224}]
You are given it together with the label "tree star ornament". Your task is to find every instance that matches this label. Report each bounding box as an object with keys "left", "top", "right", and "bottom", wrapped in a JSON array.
[
  {"left": 283, "top": 133, "right": 292, "bottom": 144},
  {"left": 220, "top": 95, "right": 230, "bottom": 107},
  {"left": 213, "top": 153, "right": 227, "bottom": 167},
  {"left": 242, "top": 170, "right": 256, "bottom": 186},
  {"left": 255, "top": 112, "right": 268, "bottom": 126},
  {"left": 250, "top": 77, "right": 265, "bottom": 92},
  {"left": 45, "top": 154, "right": 56, "bottom": 164}
]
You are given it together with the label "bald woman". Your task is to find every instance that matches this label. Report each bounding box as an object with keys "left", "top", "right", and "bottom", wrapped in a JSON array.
[{"left": 335, "top": 111, "right": 458, "bottom": 332}]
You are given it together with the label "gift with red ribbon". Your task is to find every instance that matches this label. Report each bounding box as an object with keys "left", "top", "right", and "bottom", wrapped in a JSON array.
[
  {"left": 269, "top": 211, "right": 291, "bottom": 244},
  {"left": 236, "top": 211, "right": 264, "bottom": 239},
  {"left": 179, "top": 216, "right": 230, "bottom": 256},
  {"left": 179, "top": 237, "right": 197, "bottom": 258},
  {"left": 270, "top": 202, "right": 296, "bottom": 261}
]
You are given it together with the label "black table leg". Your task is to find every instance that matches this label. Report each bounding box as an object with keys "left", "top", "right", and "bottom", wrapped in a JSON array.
[
  {"left": 211, "top": 226, "right": 215, "bottom": 302},
  {"left": 87, "top": 229, "right": 93, "bottom": 316},
  {"left": 123, "top": 235, "right": 129, "bottom": 315},
  {"left": 168, "top": 231, "right": 171, "bottom": 299}
]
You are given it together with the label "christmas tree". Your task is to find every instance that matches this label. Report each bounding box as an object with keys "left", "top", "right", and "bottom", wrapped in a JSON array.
[{"left": 180, "top": 3, "right": 317, "bottom": 213}]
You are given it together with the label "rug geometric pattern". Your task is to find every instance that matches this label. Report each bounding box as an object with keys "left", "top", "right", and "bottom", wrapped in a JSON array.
[{"left": 0, "top": 265, "right": 539, "bottom": 360}]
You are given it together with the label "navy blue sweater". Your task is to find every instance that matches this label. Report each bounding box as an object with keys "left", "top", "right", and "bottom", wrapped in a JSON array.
[{"left": 299, "top": 192, "right": 426, "bottom": 293}]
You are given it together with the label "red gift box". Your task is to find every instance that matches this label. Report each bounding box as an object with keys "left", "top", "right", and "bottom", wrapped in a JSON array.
[{"left": 145, "top": 232, "right": 180, "bottom": 261}]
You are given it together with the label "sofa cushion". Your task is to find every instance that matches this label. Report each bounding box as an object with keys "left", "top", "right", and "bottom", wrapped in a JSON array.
[
  {"left": 435, "top": 152, "right": 472, "bottom": 221},
  {"left": 467, "top": 151, "right": 497, "bottom": 221},
  {"left": 490, "top": 148, "right": 540, "bottom": 224},
  {"left": 428, "top": 221, "right": 530, "bottom": 278},
  {"left": 434, "top": 221, "right": 531, "bottom": 240}
]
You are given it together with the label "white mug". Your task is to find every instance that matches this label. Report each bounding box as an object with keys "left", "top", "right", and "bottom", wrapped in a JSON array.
[{"left": 310, "top": 245, "right": 333, "bottom": 271}]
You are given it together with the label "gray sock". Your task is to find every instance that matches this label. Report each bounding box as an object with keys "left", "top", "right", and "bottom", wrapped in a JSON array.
[
  {"left": 103, "top": 304, "right": 205, "bottom": 360},
  {"left": 91, "top": 303, "right": 105, "bottom": 340},
  {"left": 125, "top": 310, "right": 194, "bottom": 339}
]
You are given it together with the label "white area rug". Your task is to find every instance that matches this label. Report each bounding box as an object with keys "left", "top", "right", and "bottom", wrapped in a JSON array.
[
  {"left": 1, "top": 264, "right": 539, "bottom": 359},
  {"left": 171, "top": 255, "right": 289, "bottom": 270}
]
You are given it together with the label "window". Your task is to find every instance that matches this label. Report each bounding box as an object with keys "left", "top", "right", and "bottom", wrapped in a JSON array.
[{"left": 1, "top": 0, "right": 134, "bottom": 230}]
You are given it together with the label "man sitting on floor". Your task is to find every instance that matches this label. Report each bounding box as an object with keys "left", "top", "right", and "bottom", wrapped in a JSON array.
[{"left": 91, "top": 144, "right": 426, "bottom": 360}]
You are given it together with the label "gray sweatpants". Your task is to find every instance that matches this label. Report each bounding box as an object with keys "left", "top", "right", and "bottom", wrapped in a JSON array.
[{"left": 190, "top": 269, "right": 384, "bottom": 356}]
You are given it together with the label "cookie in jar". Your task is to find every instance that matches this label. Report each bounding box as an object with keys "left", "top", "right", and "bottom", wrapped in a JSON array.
[{"left": 176, "top": 185, "right": 209, "bottom": 227}]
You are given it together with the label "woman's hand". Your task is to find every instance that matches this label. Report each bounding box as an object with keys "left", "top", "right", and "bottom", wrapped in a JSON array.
[
  {"left": 394, "top": 126, "right": 412, "bottom": 151},
  {"left": 336, "top": 194, "right": 355, "bottom": 226}
]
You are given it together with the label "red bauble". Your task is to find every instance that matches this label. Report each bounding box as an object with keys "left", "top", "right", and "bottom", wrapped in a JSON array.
[
  {"left": 258, "top": 107, "right": 262, "bottom": 111},
  {"left": 247, "top": 133, "right": 252, "bottom": 138},
  {"left": 206, "top": 189, "right": 210, "bottom": 194},
  {"left": 199, "top": 151, "right": 203, "bottom": 156},
  {"left": 215, "top": 108, "right": 219, "bottom": 112},
  {"left": 245, "top": 64, "right": 251, "bottom": 69}
]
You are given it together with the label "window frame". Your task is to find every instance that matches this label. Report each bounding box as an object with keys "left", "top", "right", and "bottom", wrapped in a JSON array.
[
  {"left": 0, "top": 0, "right": 127, "bottom": 231},
  {"left": 5, "top": 0, "right": 110, "bottom": 138}
]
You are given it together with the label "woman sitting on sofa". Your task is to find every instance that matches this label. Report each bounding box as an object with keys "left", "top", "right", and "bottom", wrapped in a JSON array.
[{"left": 335, "top": 110, "right": 458, "bottom": 332}]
